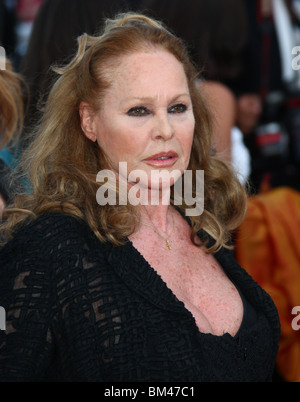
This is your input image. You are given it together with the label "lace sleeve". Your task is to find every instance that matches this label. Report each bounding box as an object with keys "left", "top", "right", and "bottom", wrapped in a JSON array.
[
  {"left": 0, "top": 213, "right": 120, "bottom": 381},
  {"left": 0, "top": 221, "right": 57, "bottom": 381}
]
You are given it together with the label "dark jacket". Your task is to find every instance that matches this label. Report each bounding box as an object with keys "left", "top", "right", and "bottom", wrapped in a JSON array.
[{"left": 0, "top": 213, "right": 280, "bottom": 381}]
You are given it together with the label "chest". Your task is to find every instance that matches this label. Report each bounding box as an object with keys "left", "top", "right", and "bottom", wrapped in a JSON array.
[{"left": 130, "top": 227, "right": 244, "bottom": 336}]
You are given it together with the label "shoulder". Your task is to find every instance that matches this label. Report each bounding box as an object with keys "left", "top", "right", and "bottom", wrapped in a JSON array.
[
  {"left": 0, "top": 212, "right": 113, "bottom": 305},
  {"left": 3, "top": 211, "right": 87, "bottom": 240},
  {"left": 0, "top": 212, "right": 103, "bottom": 265}
]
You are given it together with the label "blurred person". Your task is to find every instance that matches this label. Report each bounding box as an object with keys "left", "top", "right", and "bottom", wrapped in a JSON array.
[
  {"left": 8, "top": 0, "right": 44, "bottom": 68},
  {"left": 20, "top": 0, "right": 139, "bottom": 144},
  {"left": 0, "top": 13, "right": 280, "bottom": 381},
  {"left": 0, "top": 0, "right": 17, "bottom": 60},
  {"left": 0, "top": 54, "right": 24, "bottom": 216},
  {"left": 235, "top": 0, "right": 300, "bottom": 192},
  {"left": 234, "top": 0, "right": 300, "bottom": 382},
  {"left": 139, "top": 0, "right": 251, "bottom": 184}
]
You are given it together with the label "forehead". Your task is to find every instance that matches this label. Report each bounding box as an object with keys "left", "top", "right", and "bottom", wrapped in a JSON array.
[{"left": 106, "top": 49, "right": 189, "bottom": 99}]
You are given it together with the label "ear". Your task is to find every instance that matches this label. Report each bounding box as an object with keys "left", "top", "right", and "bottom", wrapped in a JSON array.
[{"left": 79, "top": 102, "right": 97, "bottom": 142}]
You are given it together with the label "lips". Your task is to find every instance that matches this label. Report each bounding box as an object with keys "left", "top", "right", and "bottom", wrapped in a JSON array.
[{"left": 143, "top": 151, "right": 178, "bottom": 167}]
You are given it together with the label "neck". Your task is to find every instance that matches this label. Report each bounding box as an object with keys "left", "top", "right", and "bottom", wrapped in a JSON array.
[{"left": 141, "top": 204, "right": 173, "bottom": 232}]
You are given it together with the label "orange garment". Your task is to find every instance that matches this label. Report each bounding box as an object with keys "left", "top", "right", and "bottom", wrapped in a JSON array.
[{"left": 235, "top": 187, "right": 300, "bottom": 382}]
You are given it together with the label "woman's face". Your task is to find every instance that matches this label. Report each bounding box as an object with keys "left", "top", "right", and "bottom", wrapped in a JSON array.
[{"left": 80, "top": 49, "right": 195, "bottom": 193}]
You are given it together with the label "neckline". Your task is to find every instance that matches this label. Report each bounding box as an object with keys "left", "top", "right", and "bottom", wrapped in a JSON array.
[
  {"left": 131, "top": 239, "right": 248, "bottom": 339},
  {"left": 108, "top": 237, "right": 246, "bottom": 340}
]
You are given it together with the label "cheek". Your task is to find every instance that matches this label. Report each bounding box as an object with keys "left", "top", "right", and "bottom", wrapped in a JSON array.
[
  {"left": 179, "top": 121, "right": 195, "bottom": 156},
  {"left": 96, "top": 120, "right": 120, "bottom": 153},
  {"left": 97, "top": 126, "right": 143, "bottom": 166},
  {"left": 97, "top": 135, "right": 115, "bottom": 157}
]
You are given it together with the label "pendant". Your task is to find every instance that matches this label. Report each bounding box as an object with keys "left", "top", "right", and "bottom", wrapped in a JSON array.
[{"left": 165, "top": 239, "right": 171, "bottom": 250}]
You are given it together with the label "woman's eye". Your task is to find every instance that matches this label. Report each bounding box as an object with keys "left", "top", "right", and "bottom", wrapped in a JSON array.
[
  {"left": 169, "top": 103, "right": 187, "bottom": 114},
  {"left": 127, "top": 106, "right": 150, "bottom": 117}
]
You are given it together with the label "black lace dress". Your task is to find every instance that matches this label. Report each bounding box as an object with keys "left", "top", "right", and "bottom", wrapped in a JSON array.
[{"left": 0, "top": 213, "right": 280, "bottom": 381}]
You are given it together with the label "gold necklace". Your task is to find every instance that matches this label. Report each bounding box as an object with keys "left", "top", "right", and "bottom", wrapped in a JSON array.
[{"left": 142, "top": 212, "right": 175, "bottom": 250}]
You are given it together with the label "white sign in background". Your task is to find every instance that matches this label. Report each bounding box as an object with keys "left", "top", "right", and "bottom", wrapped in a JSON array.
[{"left": 0, "top": 306, "right": 6, "bottom": 330}]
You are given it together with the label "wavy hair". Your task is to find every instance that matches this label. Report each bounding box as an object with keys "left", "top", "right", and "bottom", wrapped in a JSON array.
[
  {"left": 0, "top": 58, "right": 24, "bottom": 150},
  {"left": 1, "top": 12, "right": 247, "bottom": 252}
]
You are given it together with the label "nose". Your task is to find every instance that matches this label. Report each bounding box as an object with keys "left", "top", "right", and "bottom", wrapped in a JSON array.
[{"left": 151, "top": 111, "right": 174, "bottom": 141}]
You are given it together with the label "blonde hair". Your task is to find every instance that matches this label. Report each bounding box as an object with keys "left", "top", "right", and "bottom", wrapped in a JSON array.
[
  {"left": 1, "top": 13, "right": 247, "bottom": 252},
  {"left": 0, "top": 58, "right": 24, "bottom": 150}
]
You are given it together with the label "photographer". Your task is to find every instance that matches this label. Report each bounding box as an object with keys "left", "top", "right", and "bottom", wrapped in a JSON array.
[{"left": 236, "top": 0, "right": 300, "bottom": 193}]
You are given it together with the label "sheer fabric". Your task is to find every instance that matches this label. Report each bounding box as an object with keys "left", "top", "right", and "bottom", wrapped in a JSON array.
[{"left": 0, "top": 213, "right": 280, "bottom": 381}]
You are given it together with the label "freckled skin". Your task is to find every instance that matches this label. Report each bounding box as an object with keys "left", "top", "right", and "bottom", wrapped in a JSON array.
[{"left": 131, "top": 210, "right": 244, "bottom": 337}]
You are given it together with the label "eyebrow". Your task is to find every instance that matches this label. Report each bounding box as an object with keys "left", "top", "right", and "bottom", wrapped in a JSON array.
[{"left": 121, "top": 93, "right": 191, "bottom": 105}]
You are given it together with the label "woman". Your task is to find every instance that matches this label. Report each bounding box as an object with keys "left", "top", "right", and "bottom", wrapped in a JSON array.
[
  {"left": 0, "top": 13, "right": 280, "bottom": 381},
  {"left": 0, "top": 55, "right": 24, "bottom": 215}
]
